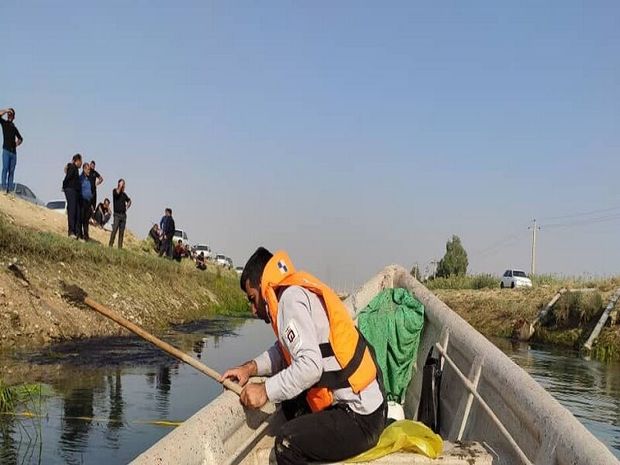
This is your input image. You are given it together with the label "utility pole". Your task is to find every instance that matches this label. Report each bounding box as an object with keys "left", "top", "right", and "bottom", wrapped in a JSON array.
[{"left": 528, "top": 219, "right": 541, "bottom": 275}]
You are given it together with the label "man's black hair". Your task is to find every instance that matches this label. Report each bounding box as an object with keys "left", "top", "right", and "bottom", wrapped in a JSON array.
[
  {"left": 8, "top": 108, "right": 15, "bottom": 117},
  {"left": 104, "top": 198, "right": 110, "bottom": 203},
  {"left": 165, "top": 208, "right": 172, "bottom": 214},
  {"left": 72, "top": 153, "right": 82, "bottom": 162},
  {"left": 240, "top": 247, "right": 273, "bottom": 292}
]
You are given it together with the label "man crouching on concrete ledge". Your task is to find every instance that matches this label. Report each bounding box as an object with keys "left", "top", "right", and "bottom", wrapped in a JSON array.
[{"left": 221, "top": 247, "right": 386, "bottom": 465}]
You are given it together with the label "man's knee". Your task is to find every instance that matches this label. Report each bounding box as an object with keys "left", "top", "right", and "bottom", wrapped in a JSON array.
[{"left": 274, "top": 431, "right": 304, "bottom": 465}]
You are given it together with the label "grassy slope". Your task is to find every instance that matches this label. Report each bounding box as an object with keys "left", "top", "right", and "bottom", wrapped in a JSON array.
[{"left": 0, "top": 198, "right": 246, "bottom": 349}]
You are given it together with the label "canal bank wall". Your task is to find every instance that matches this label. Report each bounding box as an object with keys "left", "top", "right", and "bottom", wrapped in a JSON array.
[
  {"left": 435, "top": 286, "right": 620, "bottom": 361},
  {"left": 0, "top": 196, "right": 246, "bottom": 351}
]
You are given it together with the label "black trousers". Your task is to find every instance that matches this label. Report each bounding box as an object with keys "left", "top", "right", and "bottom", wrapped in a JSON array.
[
  {"left": 109, "top": 213, "right": 126, "bottom": 248},
  {"left": 159, "top": 236, "right": 173, "bottom": 257},
  {"left": 64, "top": 188, "right": 80, "bottom": 237},
  {"left": 78, "top": 198, "right": 92, "bottom": 240},
  {"left": 275, "top": 398, "right": 386, "bottom": 465}
]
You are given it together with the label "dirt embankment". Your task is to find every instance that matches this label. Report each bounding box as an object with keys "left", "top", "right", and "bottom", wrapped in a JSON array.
[
  {"left": 0, "top": 194, "right": 245, "bottom": 350},
  {"left": 435, "top": 286, "right": 620, "bottom": 360},
  {"left": 0, "top": 193, "right": 139, "bottom": 247}
]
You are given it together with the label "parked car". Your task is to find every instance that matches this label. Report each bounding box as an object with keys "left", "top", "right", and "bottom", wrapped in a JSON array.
[
  {"left": 225, "top": 257, "right": 234, "bottom": 269},
  {"left": 8, "top": 183, "right": 44, "bottom": 206},
  {"left": 173, "top": 229, "right": 190, "bottom": 247},
  {"left": 192, "top": 244, "right": 213, "bottom": 260},
  {"left": 215, "top": 254, "right": 230, "bottom": 268},
  {"left": 235, "top": 266, "right": 244, "bottom": 276},
  {"left": 501, "top": 269, "right": 533, "bottom": 289},
  {"left": 46, "top": 199, "right": 67, "bottom": 215}
]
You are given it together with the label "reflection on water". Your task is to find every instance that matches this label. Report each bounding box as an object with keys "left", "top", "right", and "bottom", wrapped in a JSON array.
[
  {"left": 492, "top": 338, "right": 620, "bottom": 459},
  {"left": 0, "top": 317, "right": 273, "bottom": 465},
  {"left": 3, "top": 319, "right": 618, "bottom": 463}
]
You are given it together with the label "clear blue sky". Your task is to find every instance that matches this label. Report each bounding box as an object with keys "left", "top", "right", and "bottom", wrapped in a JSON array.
[{"left": 3, "top": 1, "right": 619, "bottom": 287}]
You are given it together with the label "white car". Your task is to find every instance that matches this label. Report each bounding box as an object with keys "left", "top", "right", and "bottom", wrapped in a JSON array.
[
  {"left": 173, "top": 229, "right": 190, "bottom": 248},
  {"left": 193, "top": 244, "right": 213, "bottom": 260},
  {"left": 235, "top": 266, "right": 244, "bottom": 276},
  {"left": 215, "top": 254, "right": 228, "bottom": 267},
  {"left": 501, "top": 269, "right": 533, "bottom": 289},
  {"left": 46, "top": 199, "right": 67, "bottom": 215}
]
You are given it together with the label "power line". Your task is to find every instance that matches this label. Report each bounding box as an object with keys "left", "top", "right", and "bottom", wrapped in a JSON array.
[
  {"left": 537, "top": 205, "right": 620, "bottom": 222},
  {"left": 528, "top": 219, "right": 540, "bottom": 275},
  {"left": 473, "top": 233, "right": 525, "bottom": 259},
  {"left": 542, "top": 213, "right": 620, "bottom": 230}
]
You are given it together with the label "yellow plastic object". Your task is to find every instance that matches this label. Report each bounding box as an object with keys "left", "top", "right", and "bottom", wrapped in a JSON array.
[{"left": 346, "top": 420, "right": 443, "bottom": 462}]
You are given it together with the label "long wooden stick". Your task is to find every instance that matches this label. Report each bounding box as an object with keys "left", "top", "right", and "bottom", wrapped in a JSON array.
[{"left": 82, "top": 295, "right": 243, "bottom": 395}]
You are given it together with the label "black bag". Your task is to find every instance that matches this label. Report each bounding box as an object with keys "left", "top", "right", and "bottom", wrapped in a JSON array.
[{"left": 416, "top": 349, "right": 442, "bottom": 434}]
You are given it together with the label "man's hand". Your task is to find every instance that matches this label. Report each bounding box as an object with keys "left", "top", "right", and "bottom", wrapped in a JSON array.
[
  {"left": 16, "top": 139, "right": 22, "bottom": 147},
  {"left": 240, "top": 382, "right": 268, "bottom": 409},
  {"left": 220, "top": 360, "right": 257, "bottom": 387}
]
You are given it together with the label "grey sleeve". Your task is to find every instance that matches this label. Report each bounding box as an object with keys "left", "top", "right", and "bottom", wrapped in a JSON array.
[
  {"left": 253, "top": 342, "right": 285, "bottom": 376},
  {"left": 264, "top": 287, "right": 323, "bottom": 403}
]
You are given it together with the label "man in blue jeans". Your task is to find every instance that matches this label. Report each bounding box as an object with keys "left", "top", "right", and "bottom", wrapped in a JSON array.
[{"left": 0, "top": 108, "right": 23, "bottom": 193}]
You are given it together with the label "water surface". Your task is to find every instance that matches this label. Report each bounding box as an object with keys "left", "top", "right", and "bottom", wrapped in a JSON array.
[
  {"left": 493, "top": 338, "right": 620, "bottom": 459},
  {"left": 0, "top": 317, "right": 273, "bottom": 465},
  {"left": 2, "top": 320, "right": 619, "bottom": 463}
]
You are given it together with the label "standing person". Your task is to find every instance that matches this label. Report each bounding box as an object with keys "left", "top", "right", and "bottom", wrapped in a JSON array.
[
  {"left": 78, "top": 163, "right": 94, "bottom": 241},
  {"left": 108, "top": 179, "right": 131, "bottom": 249},
  {"left": 62, "top": 154, "right": 83, "bottom": 239},
  {"left": 0, "top": 108, "right": 23, "bottom": 193},
  {"left": 159, "top": 208, "right": 175, "bottom": 258},
  {"left": 87, "top": 160, "right": 103, "bottom": 210},
  {"left": 222, "top": 248, "right": 386, "bottom": 465}
]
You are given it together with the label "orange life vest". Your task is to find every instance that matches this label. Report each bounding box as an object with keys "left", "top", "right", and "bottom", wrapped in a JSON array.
[{"left": 260, "top": 250, "right": 378, "bottom": 412}]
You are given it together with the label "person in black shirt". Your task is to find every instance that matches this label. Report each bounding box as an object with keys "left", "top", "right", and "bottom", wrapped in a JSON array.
[
  {"left": 0, "top": 108, "right": 23, "bottom": 193},
  {"left": 62, "top": 154, "right": 83, "bottom": 238},
  {"left": 88, "top": 160, "right": 104, "bottom": 210},
  {"left": 93, "top": 198, "right": 111, "bottom": 228},
  {"left": 149, "top": 223, "right": 162, "bottom": 251},
  {"left": 196, "top": 252, "right": 206, "bottom": 270},
  {"left": 159, "top": 208, "right": 176, "bottom": 258},
  {"left": 108, "top": 179, "right": 131, "bottom": 249}
]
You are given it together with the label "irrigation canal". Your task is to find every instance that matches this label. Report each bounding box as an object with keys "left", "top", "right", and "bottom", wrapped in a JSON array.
[{"left": 0, "top": 318, "right": 618, "bottom": 464}]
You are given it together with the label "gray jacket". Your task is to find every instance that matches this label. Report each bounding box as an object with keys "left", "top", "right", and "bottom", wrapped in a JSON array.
[{"left": 254, "top": 286, "right": 383, "bottom": 415}]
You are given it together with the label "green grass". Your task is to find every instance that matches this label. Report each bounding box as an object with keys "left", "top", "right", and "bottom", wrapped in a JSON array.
[
  {"left": 425, "top": 273, "right": 499, "bottom": 290},
  {"left": 0, "top": 215, "right": 193, "bottom": 276},
  {"left": 0, "top": 381, "right": 45, "bottom": 413},
  {"left": 424, "top": 272, "right": 620, "bottom": 292},
  {"left": 0, "top": 214, "right": 249, "bottom": 331}
]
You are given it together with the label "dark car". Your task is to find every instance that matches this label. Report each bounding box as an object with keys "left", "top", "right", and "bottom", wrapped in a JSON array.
[{"left": 8, "top": 183, "right": 44, "bottom": 206}]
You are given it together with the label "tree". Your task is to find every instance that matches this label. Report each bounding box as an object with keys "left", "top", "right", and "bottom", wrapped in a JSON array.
[
  {"left": 436, "top": 235, "right": 468, "bottom": 278},
  {"left": 410, "top": 264, "right": 422, "bottom": 281}
]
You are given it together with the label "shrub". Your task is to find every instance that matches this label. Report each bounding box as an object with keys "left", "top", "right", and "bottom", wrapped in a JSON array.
[{"left": 425, "top": 274, "right": 499, "bottom": 290}]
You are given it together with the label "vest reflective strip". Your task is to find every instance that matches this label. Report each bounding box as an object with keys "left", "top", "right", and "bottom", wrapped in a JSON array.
[{"left": 315, "top": 329, "right": 369, "bottom": 391}]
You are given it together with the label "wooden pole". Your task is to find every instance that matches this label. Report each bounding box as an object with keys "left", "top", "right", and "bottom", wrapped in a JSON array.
[
  {"left": 583, "top": 288, "right": 620, "bottom": 351},
  {"left": 519, "top": 288, "right": 567, "bottom": 341},
  {"left": 82, "top": 296, "right": 242, "bottom": 395}
]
